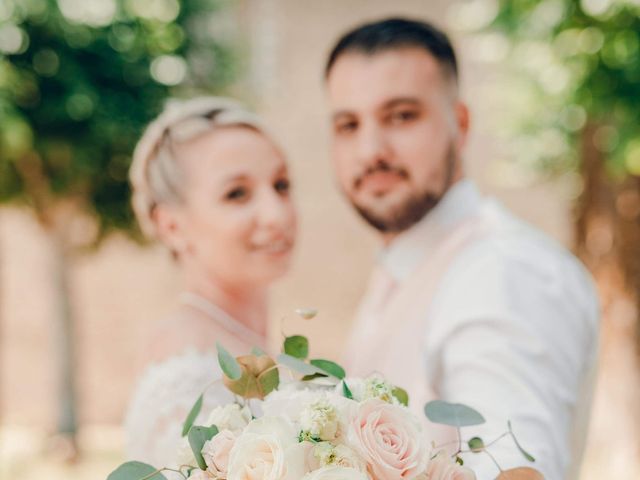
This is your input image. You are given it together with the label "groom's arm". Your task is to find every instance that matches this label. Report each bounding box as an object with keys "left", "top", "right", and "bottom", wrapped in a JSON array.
[{"left": 424, "top": 241, "right": 599, "bottom": 479}]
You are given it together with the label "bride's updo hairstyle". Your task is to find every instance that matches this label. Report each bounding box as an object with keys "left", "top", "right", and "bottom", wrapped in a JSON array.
[{"left": 129, "top": 97, "right": 268, "bottom": 239}]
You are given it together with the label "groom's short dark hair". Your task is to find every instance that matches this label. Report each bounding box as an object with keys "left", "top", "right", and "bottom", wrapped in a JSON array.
[{"left": 325, "top": 17, "right": 458, "bottom": 84}]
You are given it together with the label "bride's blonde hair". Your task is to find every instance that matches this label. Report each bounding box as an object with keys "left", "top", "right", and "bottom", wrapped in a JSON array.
[{"left": 129, "top": 96, "right": 267, "bottom": 239}]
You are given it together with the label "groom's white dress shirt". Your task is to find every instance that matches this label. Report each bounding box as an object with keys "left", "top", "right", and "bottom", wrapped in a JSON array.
[{"left": 344, "top": 180, "right": 600, "bottom": 480}]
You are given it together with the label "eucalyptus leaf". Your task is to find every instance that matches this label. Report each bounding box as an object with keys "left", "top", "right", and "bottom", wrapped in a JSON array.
[
  {"left": 508, "top": 421, "right": 536, "bottom": 462},
  {"left": 392, "top": 386, "right": 409, "bottom": 406},
  {"left": 342, "top": 380, "right": 354, "bottom": 399},
  {"left": 424, "top": 400, "right": 485, "bottom": 427},
  {"left": 302, "top": 373, "right": 329, "bottom": 381},
  {"left": 107, "top": 461, "right": 166, "bottom": 480},
  {"left": 284, "top": 335, "right": 309, "bottom": 359},
  {"left": 468, "top": 436, "right": 484, "bottom": 452},
  {"left": 309, "top": 359, "right": 345, "bottom": 379},
  {"left": 181, "top": 394, "right": 203, "bottom": 437},
  {"left": 277, "top": 353, "right": 326, "bottom": 376},
  {"left": 188, "top": 425, "right": 219, "bottom": 470},
  {"left": 217, "top": 342, "right": 241, "bottom": 380}
]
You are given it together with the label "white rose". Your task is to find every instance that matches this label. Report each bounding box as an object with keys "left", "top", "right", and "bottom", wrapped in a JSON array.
[
  {"left": 262, "top": 387, "right": 328, "bottom": 423},
  {"left": 202, "top": 429, "right": 237, "bottom": 476},
  {"left": 227, "top": 417, "right": 308, "bottom": 480},
  {"left": 302, "top": 466, "right": 369, "bottom": 480},
  {"left": 206, "top": 404, "right": 252, "bottom": 432}
]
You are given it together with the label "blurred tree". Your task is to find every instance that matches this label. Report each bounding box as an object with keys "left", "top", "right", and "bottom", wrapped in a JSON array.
[
  {"left": 480, "top": 0, "right": 640, "bottom": 335},
  {"left": 0, "top": 0, "right": 237, "bottom": 453}
]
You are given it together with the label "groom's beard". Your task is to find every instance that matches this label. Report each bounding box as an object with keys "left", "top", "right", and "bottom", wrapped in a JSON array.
[{"left": 351, "top": 145, "right": 457, "bottom": 233}]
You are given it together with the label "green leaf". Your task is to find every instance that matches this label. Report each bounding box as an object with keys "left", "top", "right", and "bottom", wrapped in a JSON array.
[
  {"left": 455, "top": 456, "right": 464, "bottom": 466},
  {"left": 284, "top": 335, "right": 309, "bottom": 359},
  {"left": 342, "top": 380, "right": 354, "bottom": 399},
  {"left": 508, "top": 421, "right": 536, "bottom": 462},
  {"left": 424, "top": 400, "right": 485, "bottom": 427},
  {"left": 309, "top": 359, "right": 345, "bottom": 379},
  {"left": 277, "top": 353, "right": 326, "bottom": 376},
  {"left": 302, "top": 373, "right": 329, "bottom": 381},
  {"left": 107, "top": 461, "right": 166, "bottom": 480},
  {"left": 392, "top": 387, "right": 409, "bottom": 406},
  {"left": 468, "top": 436, "right": 485, "bottom": 453},
  {"left": 188, "top": 425, "right": 219, "bottom": 470},
  {"left": 217, "top": 342, "right": 241, "bottom": 380},
  {"left": 181, "top": 394, "right": 203, "bottom": 437},
  {"left": 251, "top": 346, "right": 266, "bottom": 356},
  {"left": 258, "top": 365, "right": 280, "bottom": 396}
]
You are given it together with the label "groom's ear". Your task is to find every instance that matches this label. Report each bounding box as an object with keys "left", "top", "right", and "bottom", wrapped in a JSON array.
[
  {"left": 454, "top": 101, "right": 470, "bottom": 150},
  {"left": 153, "top": 204, "right": 189, "bottom": 257}
]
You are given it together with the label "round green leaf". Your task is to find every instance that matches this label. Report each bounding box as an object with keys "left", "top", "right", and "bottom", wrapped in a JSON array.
[
  {"left": 284, "top": 335, "right": 309, "bottom": 359},
  {"left": 189, "top": 425, "right": 219, "bottom": 470},
  {"left": 277, "top": 353, "right": 326, "bottom": 376},
  {"left": 392, "top": 386, "right": 409, "bottom": 406},
  {"left": 217, "top": 342, "right": 241, "bottom": 380},
  {"left": 468, "top": 436, "right": 485, "bottom": 452},
  {"left": 424, "top": 400, "right": 485, "bottom": 427},
  {"left": 107, "top": 461, "right": 167, "bottom": 480},
  {"left": 309, "top": 359, "right": 345, "bottom": 379}
]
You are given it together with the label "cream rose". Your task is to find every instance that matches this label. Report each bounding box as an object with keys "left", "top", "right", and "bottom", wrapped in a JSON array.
[
  {"left": 206, "top": 404, "right": 252, "bottom": 432},
  {"left": 424, "top": 451, "right": 476, "bottom": 480},
  {"left": 227, "top": 417, "right": 307, "bottom": 480},
  {"left": 348, "top": 399, "right": 427, "bottom": 480},
  {"left": 202, "top": 429, "right": 237, "bottom": 476},
  {"left": 302, "top": 466, "right": 370, "bottom": 480},
  {"left": 311, "top": 442, "right": 367, "bottom": 473}
]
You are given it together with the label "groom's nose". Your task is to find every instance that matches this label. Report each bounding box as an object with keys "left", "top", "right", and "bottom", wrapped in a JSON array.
[{"left": 355, "top": 121, "right": 392, "bottom": 170}]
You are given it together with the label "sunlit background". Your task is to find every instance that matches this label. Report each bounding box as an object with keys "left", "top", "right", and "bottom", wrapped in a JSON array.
[{"left": 1, "top": 0, "right": 639, "bottom": 478}]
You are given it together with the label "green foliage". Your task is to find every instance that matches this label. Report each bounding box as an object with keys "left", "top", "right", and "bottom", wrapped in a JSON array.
[
  {"left": 217, "top": 341, "right": 242, "bottom": 380},
  {"left": 182, "top": 393, "right": 203, "bottom": 437},
  {"left": 188, "top": 425, "right": 219, "bottom": 470},
  {"left": 223, "top": 354, "right": 279, "bottom": 399},
  {"left": 468, "top": 436, "right": 485, "bottom": 453},
  {"left": 508, "top": 420, "right": 536, "bottom": 462},
  {"left": 309, "top": 359, "right": 346, "bottom": 379},
  {"left": 391, "top": 386, "right": 409, "bottom": 406},
  {"left": 0, "top": 0, "right": 237, "bottom": 239},
  {"left": 482, "top": 0, "right": 640, "bottom": 179},
  {"left": 277, "top": 353, "right": 327, "bottom": 377},
  {"left": 424, "top": 400, "right": 486, "bottom": 427},
  {"left": 107, "top": 461, "right": 166, "bottom": 480},
  {"left": 284, "top": 335, "right": 309, "bottom": 359},
  {"left": 342, "top": 380, "right": 354, "bottom": 399}
]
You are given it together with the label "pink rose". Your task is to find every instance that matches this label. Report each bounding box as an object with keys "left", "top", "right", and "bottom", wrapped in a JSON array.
[
  {"left": 202, "top": 429, "right": 237, "bottom": 476},
  {"left": 425, "top": 451, "right": 476, "bottom": 480},
  {"left": 348, "top": 399, "right": 427, "bottom": 480}
]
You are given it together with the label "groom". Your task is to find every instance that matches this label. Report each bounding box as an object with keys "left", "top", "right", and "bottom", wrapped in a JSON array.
[{"left": 325, "top": 18, "right": 599, "bottom": 480}]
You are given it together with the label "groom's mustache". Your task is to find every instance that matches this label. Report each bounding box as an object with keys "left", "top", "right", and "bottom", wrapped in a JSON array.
[{"left": 353, "top": 161, "right": 409, "bottom": 190}]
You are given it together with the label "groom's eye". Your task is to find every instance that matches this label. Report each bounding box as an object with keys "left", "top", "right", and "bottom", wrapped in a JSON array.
[{"left": 388, "top": 109, "right": 419, "bottom": 125}]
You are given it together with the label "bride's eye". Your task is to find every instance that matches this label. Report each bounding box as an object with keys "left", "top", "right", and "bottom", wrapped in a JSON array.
[
  {"left": 224, "top": 186, "right": 249, "bottom": 202},
  {"left": 274, "top": 178, "right": 290, "bottom": 195}
]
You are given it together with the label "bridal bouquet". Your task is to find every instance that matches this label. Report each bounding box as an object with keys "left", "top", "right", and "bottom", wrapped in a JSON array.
[{"left": 109, "top": 311, "right": 542, "bottom": 480}]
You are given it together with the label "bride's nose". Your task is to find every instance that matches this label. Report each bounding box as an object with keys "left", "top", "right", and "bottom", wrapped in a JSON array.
[{"left": 255, "top": 187, "right": 294, "bottom": 230}]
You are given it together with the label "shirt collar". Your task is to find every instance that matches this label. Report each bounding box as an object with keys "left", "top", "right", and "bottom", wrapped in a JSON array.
[{"left": 378, "top": 179, "right": 483, "bottom": 282}]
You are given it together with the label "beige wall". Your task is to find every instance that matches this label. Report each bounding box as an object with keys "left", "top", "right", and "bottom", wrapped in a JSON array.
[{"left": 1, "top": 0, "right": 575, "bottom": 427}]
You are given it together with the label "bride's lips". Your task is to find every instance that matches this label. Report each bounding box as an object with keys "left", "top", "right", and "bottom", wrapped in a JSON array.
[{"left": 249, "top": 238, "right": 294, "bottom": 257}]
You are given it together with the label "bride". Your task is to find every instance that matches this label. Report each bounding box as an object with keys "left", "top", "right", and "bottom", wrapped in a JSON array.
[{"left": 124, "top": 97, "right": 297, "bottom": 469}]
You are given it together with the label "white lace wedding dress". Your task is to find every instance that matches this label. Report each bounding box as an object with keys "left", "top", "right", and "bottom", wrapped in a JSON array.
[{"left": 123, "top": 293, "right": 265, "bottom": 475}]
